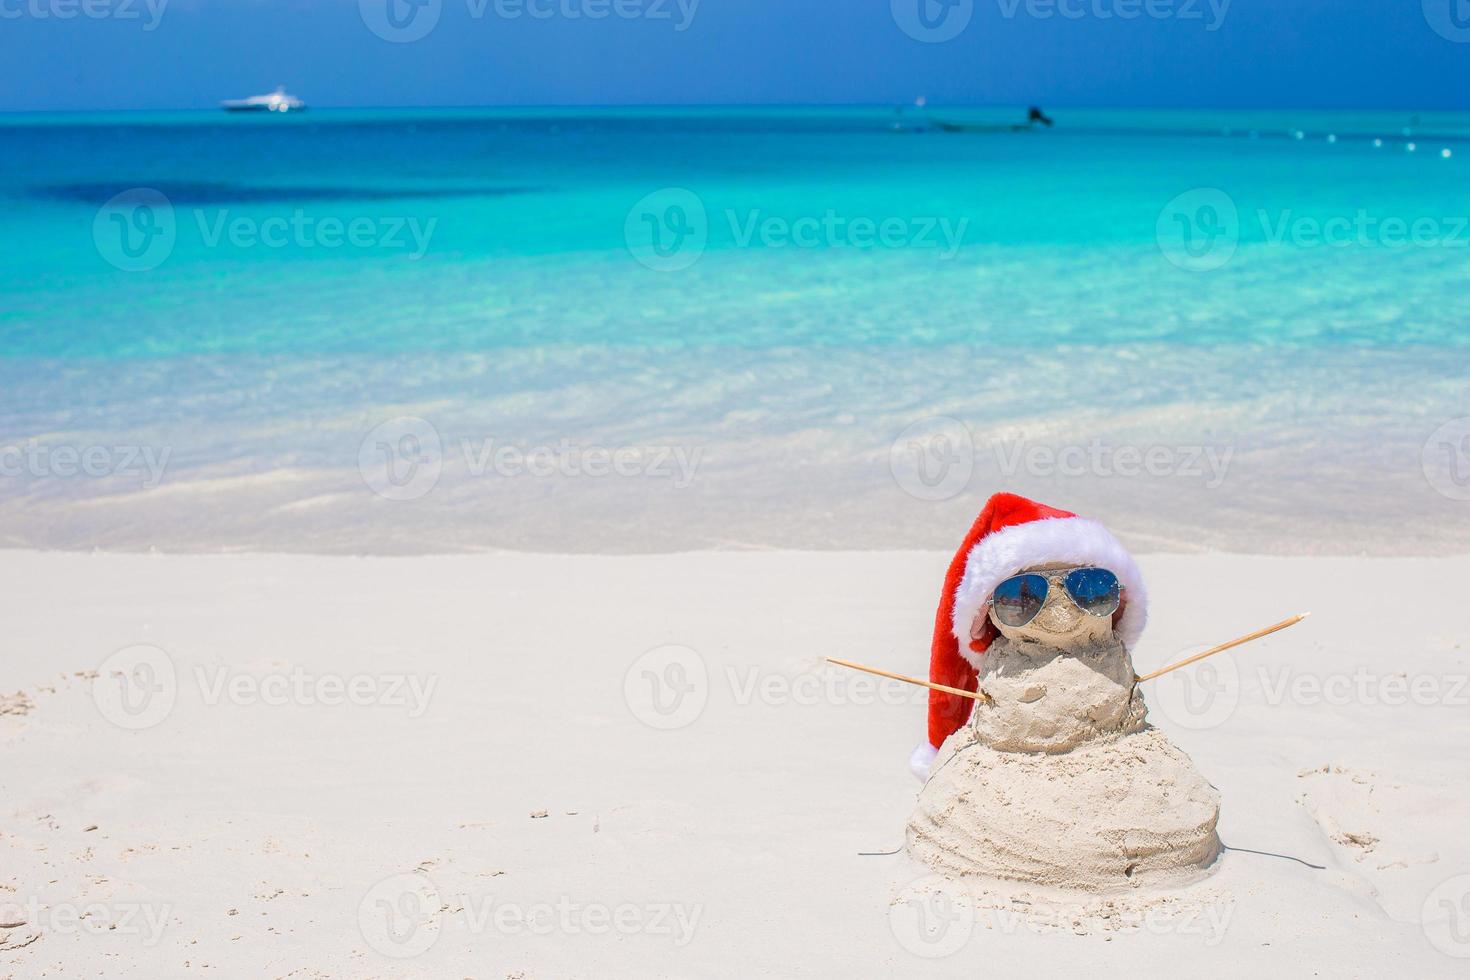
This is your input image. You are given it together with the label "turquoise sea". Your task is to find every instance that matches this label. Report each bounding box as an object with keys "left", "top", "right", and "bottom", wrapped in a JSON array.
[{"left": 1, "top": 107, "right": 1467, "bottom": 554}]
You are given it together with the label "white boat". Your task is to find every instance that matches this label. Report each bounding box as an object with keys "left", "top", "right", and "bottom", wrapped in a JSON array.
[{"left": 220, "top": 87, "right": 306, "bottom": 113}]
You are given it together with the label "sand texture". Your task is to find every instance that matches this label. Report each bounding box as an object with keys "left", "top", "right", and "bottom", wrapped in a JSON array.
[
  {"left": 968, "top": 634, "right": 1147, "bottom": 753},
  {"left": 908, "top": 727, "right": 1221, "bottom": 890},
  {"left": 2, "top": 550, "right": 1468, "bottom": 977}
]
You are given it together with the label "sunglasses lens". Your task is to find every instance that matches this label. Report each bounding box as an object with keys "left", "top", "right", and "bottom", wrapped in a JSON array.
[
  {"left": 1064, "top": 567, "right": 1121, "bottom": 617},
  {"left": 991, "top": 573, "right": 1049, "bottom": 628}
]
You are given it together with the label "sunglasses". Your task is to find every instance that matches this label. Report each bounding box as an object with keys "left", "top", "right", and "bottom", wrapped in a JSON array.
[{"left": 987, "top": 567, "right": 1121, "bottom": 629}]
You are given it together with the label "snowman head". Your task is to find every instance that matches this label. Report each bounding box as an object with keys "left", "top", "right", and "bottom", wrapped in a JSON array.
[{"left": 970, "top": 562, "right": 1119, "bottom": 649}]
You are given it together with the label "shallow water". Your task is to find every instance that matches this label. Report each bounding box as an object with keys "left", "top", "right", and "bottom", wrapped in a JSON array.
[{"left": 1, "top": 107, "right": 1467, "bottom": 553}]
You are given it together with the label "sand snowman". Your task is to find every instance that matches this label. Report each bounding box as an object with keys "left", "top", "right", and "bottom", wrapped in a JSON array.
[{"left": 905, "top": 493, "right": 1221, "bottom": 891}]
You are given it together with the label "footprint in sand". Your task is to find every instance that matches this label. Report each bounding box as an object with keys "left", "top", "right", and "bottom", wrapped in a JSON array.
[
  {"left": 0, "top": 691, "right": 34, "bottom": 717},
  {"left": 1298, "top": 765, "right": 1440, "bottom": 871},
  {"left": 1299, "top": 766, "right": 1383, "bottom": 858}
]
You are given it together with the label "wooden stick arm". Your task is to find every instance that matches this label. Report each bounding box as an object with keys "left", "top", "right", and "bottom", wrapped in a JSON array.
[
  {"left": 824, "top": 657, "right": 991, "bottom": 702},
  {"left": 825, "top": 613, "right": 1309, "bottom": 702}
]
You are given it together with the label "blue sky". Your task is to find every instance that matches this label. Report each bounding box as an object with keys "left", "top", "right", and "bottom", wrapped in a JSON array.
[{"left": 3, "top": 0, "right": 1468, "bottom": 111}]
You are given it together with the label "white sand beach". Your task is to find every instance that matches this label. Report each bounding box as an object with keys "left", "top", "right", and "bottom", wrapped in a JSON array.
[{"left": 3, "top": 548, "right": 1469, "bottom": 977}]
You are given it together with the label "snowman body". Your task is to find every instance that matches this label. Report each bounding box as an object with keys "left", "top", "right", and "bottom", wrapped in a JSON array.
[{"left": 906, "top": 563, "right": 1221, "bottom": 891}]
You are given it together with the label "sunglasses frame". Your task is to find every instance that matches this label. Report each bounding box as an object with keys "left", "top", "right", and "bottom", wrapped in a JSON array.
[{"left": 985, "top": 566, "right": 1122, "bottom": 628}]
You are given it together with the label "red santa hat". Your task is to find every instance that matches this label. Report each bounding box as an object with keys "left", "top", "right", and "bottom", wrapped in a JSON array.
[{"left": 909, "top": 492, "right": 1148, "bottom": 779}]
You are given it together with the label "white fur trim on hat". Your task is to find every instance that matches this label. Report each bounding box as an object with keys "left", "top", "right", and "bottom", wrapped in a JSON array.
[
  {"left": 949, "top": 516, "right": 1147, "bottom": 669},
  {"left": 909, "top": 741, "right": 939, "bottom": 781}
]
